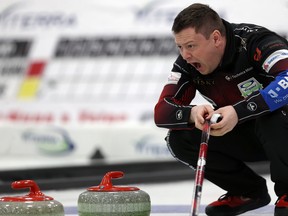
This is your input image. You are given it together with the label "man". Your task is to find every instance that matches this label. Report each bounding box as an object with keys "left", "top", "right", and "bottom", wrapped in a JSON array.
[{"left": 154, "top": 3, "right": 288, "bottom": 216}]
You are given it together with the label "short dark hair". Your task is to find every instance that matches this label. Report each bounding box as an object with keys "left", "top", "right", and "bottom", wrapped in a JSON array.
[{"left": 172, "top": 3, "right": 225, "bottom": 39}]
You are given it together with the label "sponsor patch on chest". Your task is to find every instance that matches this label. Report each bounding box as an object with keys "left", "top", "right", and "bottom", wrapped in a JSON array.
[{"left": 237, "top": 77, "right": 263, "bottom": 98}]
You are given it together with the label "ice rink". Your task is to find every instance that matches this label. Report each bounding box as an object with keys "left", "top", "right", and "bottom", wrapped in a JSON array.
[{"left": 44, "top": 174, "right": 276, "bottom": 216}]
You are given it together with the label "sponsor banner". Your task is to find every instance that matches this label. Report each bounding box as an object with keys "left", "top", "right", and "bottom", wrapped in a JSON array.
[
  {"left": 0, "top": 106, "right": 131, "bottom": 124},
  {"left": 0, "top": 124, "right": 171, "bottom": 170},
  {"left": 0, "top": 94, "right": 208, "bottom": 125}
]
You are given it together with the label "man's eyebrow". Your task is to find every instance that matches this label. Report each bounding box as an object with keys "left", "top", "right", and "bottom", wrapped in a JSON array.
[{"left": 175, "top": 40, "right": 195, "bottom": 46}]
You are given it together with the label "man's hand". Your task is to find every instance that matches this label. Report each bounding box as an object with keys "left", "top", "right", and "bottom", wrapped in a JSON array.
[
  {"left": 209, "top": 105, "right": 238, "bottom": 136},
  {"left": 190, "top": 104, "right": 214, "bottom": 129}
]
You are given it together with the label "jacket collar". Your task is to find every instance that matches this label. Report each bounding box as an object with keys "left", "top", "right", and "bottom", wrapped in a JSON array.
[{"left": 219, "top": 19, "right": 236, "bottom": 69}]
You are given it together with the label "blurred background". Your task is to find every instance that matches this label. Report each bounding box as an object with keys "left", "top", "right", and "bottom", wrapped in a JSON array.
[{"left": 0, "top": 0, "right": 287, "bottom": 191}]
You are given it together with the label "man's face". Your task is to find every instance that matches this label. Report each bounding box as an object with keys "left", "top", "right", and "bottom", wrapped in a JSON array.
[{"left": 174, "top": 27, "right": 223, "bottom": 75}]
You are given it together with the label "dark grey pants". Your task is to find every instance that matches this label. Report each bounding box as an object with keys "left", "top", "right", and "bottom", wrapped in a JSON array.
[{"left": 166, "top": 106, "right": 288, "bottom": 197}]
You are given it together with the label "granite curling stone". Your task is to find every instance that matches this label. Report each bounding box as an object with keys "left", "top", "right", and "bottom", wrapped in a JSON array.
[
  {"left": 78, "top": 171, "right": 151, "bottom": 216},
  {"left": 0, "top": 180, "right": 64, "bottom": 216}
]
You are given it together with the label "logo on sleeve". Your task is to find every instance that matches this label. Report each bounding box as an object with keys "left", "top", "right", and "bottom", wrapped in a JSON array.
[
  {"left": 237, "top": 77, "right": 263, "bottom": 98},
  {"left": 247, "top": 102, "right": 257, "bottom": 111},
  {"left": 176, "top": 110, "right": 183, "bottom": 120},
  {"left": 262, "top": 49, "right": 288, "bottom": 72},
  {"left": 167, "top": 72, "right": 181, "bottom": 84}
]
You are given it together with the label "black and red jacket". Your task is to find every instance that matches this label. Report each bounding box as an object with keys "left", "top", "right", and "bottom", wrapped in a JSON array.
[{"left": 154, "top": 19, "right": 288, "bottom": 129}]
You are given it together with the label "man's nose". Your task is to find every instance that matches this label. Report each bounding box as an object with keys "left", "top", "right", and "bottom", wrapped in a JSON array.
[{"left": 182, "top": 48, "right": 192, "bottom": 60}]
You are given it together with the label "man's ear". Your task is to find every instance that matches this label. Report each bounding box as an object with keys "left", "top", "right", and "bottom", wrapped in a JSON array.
[{"left": 212, "top": 30, "right": 222, "bottom": 46}]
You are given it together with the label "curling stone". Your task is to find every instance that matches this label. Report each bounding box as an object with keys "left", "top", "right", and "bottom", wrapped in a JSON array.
[
  {"left": 78, "top": 171, "right": 151, "bottom": 216},
  {"left": 0, "top": 180, "right": 64, "bottom": 216}
]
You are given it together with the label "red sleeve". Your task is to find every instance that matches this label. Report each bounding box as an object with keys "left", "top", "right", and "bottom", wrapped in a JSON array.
[{"left": 154, "top": 74, "right": 196, "bottom": 129}]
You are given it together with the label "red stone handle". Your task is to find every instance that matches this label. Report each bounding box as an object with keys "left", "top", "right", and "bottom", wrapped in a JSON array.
[
  {"left": 87, "top": 171, "right": 140, "bottom": 191},
  {"left": 99, "top": 171, "right": 124, "bottom": 189},
  {"left": 0, "top": 180, "right": 54, "bottom": 201}
]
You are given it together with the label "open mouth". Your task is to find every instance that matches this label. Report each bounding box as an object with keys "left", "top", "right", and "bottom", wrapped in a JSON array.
[{"left": 192, "top": 62, "right": 201, "bottom": 70}]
